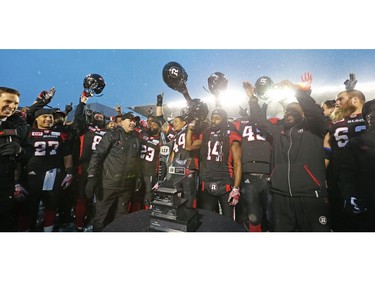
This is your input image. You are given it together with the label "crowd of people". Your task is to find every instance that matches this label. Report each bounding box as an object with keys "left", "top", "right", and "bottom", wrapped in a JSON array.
[{"left": 1, "top": 70, "right": 374, "bottom": 232}]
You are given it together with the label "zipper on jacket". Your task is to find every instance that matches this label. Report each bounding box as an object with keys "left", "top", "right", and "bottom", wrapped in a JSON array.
[{"left": 287, "top": 128, "right": 293, "bottom": 197}]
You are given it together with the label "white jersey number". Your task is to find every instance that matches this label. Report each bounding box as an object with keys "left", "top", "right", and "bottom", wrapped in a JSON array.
[
  {"left": 207, "top": 140, "right": 222, "bottom": 162},
  {"left": 140, "top": 144, "right": 156, "bottom": 162},
  {"left": 334, "top": 125, "right": 366, "bottom": 148},
  {"left": 242, "top": 125, "right": 266, "bottom": 141},
  {"left": 34, "top": 140, "right": 60, "bottom": 156}
]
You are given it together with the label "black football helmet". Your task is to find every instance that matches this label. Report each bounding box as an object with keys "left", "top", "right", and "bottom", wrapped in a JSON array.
[
  {"left": 162, "top": 62, "right": 188, "bottom": 93},
  {"left": 255, "top": 76, "right": 273, "bottom": 98},
  {"left": 183, "top": 98, "right": 209, "bottom": 121},
  {"left": 207, "top": 72, "right": 228, "bottom": 95},
  {"left": 83, "top": 73, "right": 106, "bottom": 97},
  {"left": 52, "top": 108, "right": 66, "bottom": 117}
]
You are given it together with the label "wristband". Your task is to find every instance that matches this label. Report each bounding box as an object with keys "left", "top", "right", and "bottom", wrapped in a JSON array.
[{"left": 324, "top": 147, "right": 332, "bottom": 160}]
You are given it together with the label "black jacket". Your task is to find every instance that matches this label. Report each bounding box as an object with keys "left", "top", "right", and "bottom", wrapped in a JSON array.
[
  {"left": 87, "top": 126, "right": 140, "bottom": 190},
  {"left": 250, "top": 90, "right": 328, "bottom": 198},
  {"left": 0, "top": 113, "right": 28, "bottom": 187},
  {"left": 340, "top": 129, "right": 375, "bottom": 212}
]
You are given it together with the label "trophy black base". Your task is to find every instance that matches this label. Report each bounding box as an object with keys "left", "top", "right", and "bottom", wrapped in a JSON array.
[
  {"left": 152, "top": 187, "right": 180, "bottom": 205},
  {"left": 148, "top": 208, "right": 199, "bottom": 232},
  {"left": 150, "top": 197, "right": 187, "bottom": 220}
]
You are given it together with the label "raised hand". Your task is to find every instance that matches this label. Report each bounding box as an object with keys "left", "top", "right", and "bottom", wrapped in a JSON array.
[
  {"left": 296, "top": 72, "right": 313, "bottom": 91},
  {"left": 115, "top": 105, "right": 122, "bottom": 114},
  {"left": 242, "top": 81, "right": 256, "bottom": 98},
  {"left": 344, "top": 73, "right": 357, "bottom": 90}
]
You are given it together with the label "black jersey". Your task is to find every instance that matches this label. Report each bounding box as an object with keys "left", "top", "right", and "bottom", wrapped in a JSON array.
[
  {"left": 232, "top": 119, "right": 272, "bottom": 174},
  {"left": 27, "top": 128, "right": 71, "bottom": 170},
  {"left": 164, "top": 123, "right": 176, "bottom": 143},
  {"left": 199, "top": 126, "right": 242, "bottom": 184},
  {"left": 171, "top": 125, "right": 199, "bottom": 170},
  {"left": 172, "top": 125, "right": 188, "bottom": 156},
  {"left": 138, "top": 131, "right": 161, "bottom": 177},
  {"left": 78, "top": 126, "right": 107, "bottom": 163},
  {"left": 328, "top": 114, "right": 366, "bottom": 178},
  {"left": 329, "top": 114, "right": 366, "bottom": 150}
]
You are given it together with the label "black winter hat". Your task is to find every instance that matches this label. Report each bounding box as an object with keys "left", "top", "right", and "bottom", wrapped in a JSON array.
[{"left": 35, "top": 108, "right": 54, "bottom": 118}]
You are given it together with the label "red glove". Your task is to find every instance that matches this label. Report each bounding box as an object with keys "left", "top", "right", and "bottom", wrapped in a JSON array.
[
  {"left": 37, "top": 87, "right": 56, "bottom": 103},
  {"left": 228, "top": 187, "right": 240, "bottom": 206},
  {"left": 14, "top": 183, "right": 29, "bottom": 202}
]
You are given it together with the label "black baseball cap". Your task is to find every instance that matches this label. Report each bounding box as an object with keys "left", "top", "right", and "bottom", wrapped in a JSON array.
[
  {"left": 35, "top": 108, "right": 54, "bottom": 118},
  {"left": 120, "top": 112, "right": 140, "bottom": 121}
]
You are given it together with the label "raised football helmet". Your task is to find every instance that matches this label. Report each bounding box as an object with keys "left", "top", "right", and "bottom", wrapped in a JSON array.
[
  {"left": 162, "top": 62, "right": 188, "bottom": 93},
  {"left": 255, "top": 76, "right": 273, "bottom": 98},
  {"left": 207, "top": 72, "right": 228, "bottom": 95},
  {"left": 183, "top": 98, "right": 209, "bottom": 121},
  {"left": 83, "top": 73, "right": 106, "bottom": 97}
]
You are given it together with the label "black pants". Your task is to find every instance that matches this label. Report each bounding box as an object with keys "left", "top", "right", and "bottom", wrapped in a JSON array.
[
  {"left": 272, "top": 193, "right": 331, "bottom": 232},
  {"left": 93, "top": 187, "right": 134, "bottom": 231},
  {"left": 0, "top": 188, "right": 16, "bottom": 232},
  {"left": 237, "top": 174, "right": 272, "bottom": 231},
  {"left": 27, "top": 167, "right": 65, "bottom": 230},
  {"left": 200, "top": 191, "right": 234, "bottom": 218}
]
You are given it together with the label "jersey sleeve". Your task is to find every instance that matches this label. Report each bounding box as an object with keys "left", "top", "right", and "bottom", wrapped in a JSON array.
[{"left": 230, "top": 130, "right": 242, "bottom": 144}]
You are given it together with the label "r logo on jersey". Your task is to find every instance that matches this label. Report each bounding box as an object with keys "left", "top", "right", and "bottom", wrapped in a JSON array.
[
  {"left": 209, "top": 182, "right": 218, "bottom": 191},
  {"left": 319, "top": 216, "right": 327, "bottom": 225}
]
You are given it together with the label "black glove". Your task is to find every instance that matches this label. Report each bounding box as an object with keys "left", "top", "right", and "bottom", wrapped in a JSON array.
[
  {"left": 344, "top": 197, "right": 367, "bottom": 215},
  {"left": 65, "top": 103, "right": 73, "bottom": 114},
  {"left": 156, "top": 93, "right": 163, "bottom": 106},
  {"left": 85, "top": 176, "right": 97, "bottom": 198},
  {"left": 0, "top": 142, "right": 23, "bottom": 157}
]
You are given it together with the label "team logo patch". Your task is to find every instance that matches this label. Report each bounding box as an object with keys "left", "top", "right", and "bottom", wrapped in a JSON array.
[
  {"left": 168, "top": 66, "right": 180, "bottom": 78},
  {"left": 31, "top": 132, "right": 43, "bottom": 136},
  {"left": 160, "top": 146, "right": 170, "bottom": 156},
  {"left": 319, "top": 216, "right": 327, "bottom": 225},
  {"left": 209, "top": 182, "right": 218, "bottom": 191}
]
